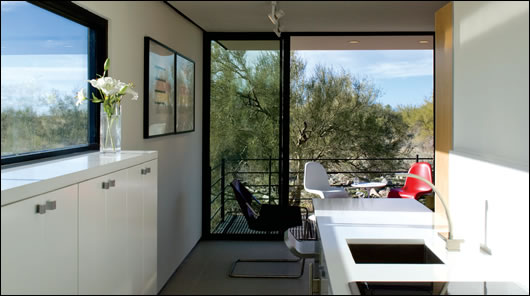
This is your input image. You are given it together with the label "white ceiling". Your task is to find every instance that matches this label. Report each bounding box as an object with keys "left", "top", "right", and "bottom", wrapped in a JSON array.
[
  {"left": 216, "top": 36, "right": 433, "bottom": 51},
  {"left": 291, "top": 35, "right": 433, "bottom": 50},
  {"left": 167, "top": 1, "right": 449, "bottom": 33}
]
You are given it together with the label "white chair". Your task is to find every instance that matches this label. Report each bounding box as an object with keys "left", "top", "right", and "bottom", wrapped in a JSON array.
[{"left": 303, "top": 162, "right": 349, "bottom": 199}]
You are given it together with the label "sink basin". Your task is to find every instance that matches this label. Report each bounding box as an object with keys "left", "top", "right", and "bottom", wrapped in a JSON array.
[{"left": 348, "top": 240, "right": 444, "bottom": 264}]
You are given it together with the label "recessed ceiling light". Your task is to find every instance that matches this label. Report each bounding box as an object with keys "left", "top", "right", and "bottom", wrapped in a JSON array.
[
  {"left": 349, "top": 40, "right": 360, "bottom": 44},
  {"left": 419, "top": 40, "right": 429, "bottom": 44}
]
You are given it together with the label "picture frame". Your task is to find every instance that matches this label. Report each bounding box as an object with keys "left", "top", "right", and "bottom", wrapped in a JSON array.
[
  {"left": 175, "top": 53, "right": 195, "bottom": 133},
  {"left": 144, "top": 37, "right": 176, "bottom": 138}
]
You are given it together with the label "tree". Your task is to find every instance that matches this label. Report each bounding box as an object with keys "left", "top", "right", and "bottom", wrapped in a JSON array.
[
  {"left": 210, "top": 43, "right": 280, "bottom": 176},
  {"left": 209, "top": 47, "right": 419, "bottom": 209},
  {"left": 209, "top": 42, "right": 282, "bottom": 228},
  {"left": 289, "top": 53, "right": 411, "bottom": 203},
  {"left": 1, "top": 91, "right": 88, "bottom": 156},
  {"left": 397, "top": 97, "right": 434, "bottom": 157}
]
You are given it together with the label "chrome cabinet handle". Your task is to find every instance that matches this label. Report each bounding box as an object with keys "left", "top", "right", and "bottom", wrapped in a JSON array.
[
  {"left": 102, "top": 181, "right": 110, "bottom": 189},
  {"left": 36, "top": 204, "right": 47, "bottom": 214},
  {"left": 109, "top": 179, "right": 116, "bottom": 187},
  {"left": 46, "top": 200, "right": 56, "bottom": 211}
]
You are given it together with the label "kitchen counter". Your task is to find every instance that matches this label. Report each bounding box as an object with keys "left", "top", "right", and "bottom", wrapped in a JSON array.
[
  {"left": 313, "top": 198, "right": 527, "bottom": 295},
  {"left": 1, "top": 151, "right": 157, "bottom": 206}
]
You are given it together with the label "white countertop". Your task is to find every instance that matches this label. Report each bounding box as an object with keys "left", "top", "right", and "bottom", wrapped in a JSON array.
[
  {"left": 313, "top": 198, "right": 527, "bottom": 295},
  {"left": 1, "top": 151, "right": 157, "bottom": 206}
]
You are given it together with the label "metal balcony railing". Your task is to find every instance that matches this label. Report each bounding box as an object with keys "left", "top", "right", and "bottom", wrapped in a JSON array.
[{"left": 209, "top": 155, "right": 434, "bottom": 233}]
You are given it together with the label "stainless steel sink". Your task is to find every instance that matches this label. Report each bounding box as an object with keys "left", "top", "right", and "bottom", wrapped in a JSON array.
[{"left": 348, "top": 242, "right": 444, "bottom": 264}]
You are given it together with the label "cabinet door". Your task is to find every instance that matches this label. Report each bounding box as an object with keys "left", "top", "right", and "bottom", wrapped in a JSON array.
[
  {"left": 1, "top": 185, "right": 78, "bottom": 295},
  {"left": 79, "top": 170, "right": 129, "bottom": 295},
  {"left": 126, "top": 164, "right": 145, "bottom": 295},
  {"left": 143, "top": 160, "right": 158, "bottom": 294},
  {"left": 127, "top": 160, "right": 158, "bottom": 295}
]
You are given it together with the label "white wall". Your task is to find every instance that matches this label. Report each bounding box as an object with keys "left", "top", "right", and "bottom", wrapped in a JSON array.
[
  {"left": 453, "top": 1, "right": 529, "bottom": 170},
  {"left": 75, "top": 1, "right": 203, "bottom": 291},
  {"left": 451, "top": 1, "right": 529, "bottom": 290}
]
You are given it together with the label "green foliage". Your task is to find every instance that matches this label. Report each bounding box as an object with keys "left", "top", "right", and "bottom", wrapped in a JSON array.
[
  {"left": 1, "top": 92, "right": 88, "bottom": 156},
  {"left": 290, "top": 57, "right": 411, "bottom": 164},
  {"left": 288, "top": 54, "right": 415, "bottom": 202},
  {"left": 398, "top": 97, "right": 433, "bottom": 140},
  {"left": 209, "top": 47, "right": 431, "bottom": 209},
  {"left": 210, "top": 43, "right": 280, "bottom": 169},
  {"left": 397, "top": 97, "right": 434, "bottom": 156}
]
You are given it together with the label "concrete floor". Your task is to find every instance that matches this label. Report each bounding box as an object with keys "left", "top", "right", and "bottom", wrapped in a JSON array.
[{"left": 159, "top": 240, "right": 313, "bottom": 295}]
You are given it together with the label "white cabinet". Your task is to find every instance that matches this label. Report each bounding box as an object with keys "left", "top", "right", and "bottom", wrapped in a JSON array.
[
  {"left": 126, "top": 160, "right": 157, "bottom": 295},
  {"left": 1, "top": 185, "right": 78, "bottom": 295},
  {"left": 1, "top": 152, "right": 158, "bottom": 295},
  {"left": 78, "top": 160, "right": 157, "bottom": 295},
  {"left": 79, "top": 169, "right": 129, "bottom": 295}
]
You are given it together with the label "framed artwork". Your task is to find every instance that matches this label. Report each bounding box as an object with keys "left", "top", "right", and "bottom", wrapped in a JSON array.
[
  {"left": 176, "top": 54, "right": 195, "bottom": 133},
  {"left": 144, "top": 37, "right": 176, "bottom": 138}
]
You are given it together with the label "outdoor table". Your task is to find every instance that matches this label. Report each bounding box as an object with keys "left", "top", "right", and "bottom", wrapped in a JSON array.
[{"left": 350, "top": 182, "right": 387, "bottom": 198}]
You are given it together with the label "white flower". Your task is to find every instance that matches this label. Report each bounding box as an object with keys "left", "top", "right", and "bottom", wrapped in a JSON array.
[
  {"left": 77, "top": 58, "right": 137, "bottom": 113},
  {"left": 126, "top": 87, "right": 138, "bottom": 100},
  {"left": 88, "top": 78, "right": 101, "bottom": 89},
  {"left": 117, "top": 81, "right": 128, "bottom": 90},
  {"left": 89, "top": 77, "right": 122, "bottom": 96},
  {"left": 75, "top": 88, "right": 86, "bottom": 106},
  {"left": 118, "top": 82, "right": 138, "bottom": 101}
]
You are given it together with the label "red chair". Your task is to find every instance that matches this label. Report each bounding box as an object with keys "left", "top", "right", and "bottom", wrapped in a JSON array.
[{"left": 388, "top": 162, "right": 433, "bottom": 199}]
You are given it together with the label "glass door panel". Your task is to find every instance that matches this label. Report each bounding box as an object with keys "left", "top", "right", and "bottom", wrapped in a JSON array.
[{"left": 209, "top": 39, "right": 280, "bottom": 237}]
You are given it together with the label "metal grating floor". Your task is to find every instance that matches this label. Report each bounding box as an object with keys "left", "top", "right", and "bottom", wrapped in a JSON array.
[{"left": 213, "top": 214, "right": 318, "bottom": 240}]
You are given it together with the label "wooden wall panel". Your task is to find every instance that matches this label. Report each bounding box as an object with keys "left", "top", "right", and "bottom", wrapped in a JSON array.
[{"left": 434, "top": 2, "right": 453, "bottom": 234}]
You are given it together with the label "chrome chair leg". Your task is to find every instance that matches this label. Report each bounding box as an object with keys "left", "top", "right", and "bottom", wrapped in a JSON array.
[
  {"left": 228, "top": 257, "right": 305, "bottom": 278},
  {"left": 305, "top": 219, "right": 316, "bottom": 240},
  {"left": 304, "top": 220, "right": 310, "bottom": 240}
]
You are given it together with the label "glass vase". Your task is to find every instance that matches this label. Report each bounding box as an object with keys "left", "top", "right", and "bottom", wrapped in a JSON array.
[{"left": 100, "top": 103, "right": 121, "bottom": 153}]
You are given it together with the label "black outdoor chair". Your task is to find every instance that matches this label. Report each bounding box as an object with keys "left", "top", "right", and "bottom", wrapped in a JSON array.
[{"left": 228, "top": 179, "right": 316, "bottom": 278}]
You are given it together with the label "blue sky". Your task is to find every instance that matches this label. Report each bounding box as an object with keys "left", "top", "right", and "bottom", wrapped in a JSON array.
[
  {"left": 1, "top": 2, "right": 432, "bottom": 112},
  {"left": 1, "top": 1, "right": 88, "bottom": 113},
  {"left": 1, "top": 1, "right": 87, "bottom": 55},
  {"left": 296, "top": 50, "right": 433, "bottom": 108}
]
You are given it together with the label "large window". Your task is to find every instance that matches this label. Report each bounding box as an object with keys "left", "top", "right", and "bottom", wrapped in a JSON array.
[
  {"left": 1, "top": 1, "right": 107, "bottom": 164},
  {"left": 206, "top": 36, "right": 282, "bottom": 238},
  {"left": 289, "top": 35, "right": 434, "bottom": 205}
]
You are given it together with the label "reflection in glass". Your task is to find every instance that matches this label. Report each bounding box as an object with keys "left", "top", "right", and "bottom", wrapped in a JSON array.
[{"left": 1, "top": 1, "right": 89, "bottom": 156}]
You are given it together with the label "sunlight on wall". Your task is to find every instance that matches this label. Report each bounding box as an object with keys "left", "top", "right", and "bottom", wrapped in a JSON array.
[
  {"left": 458, "top": 1, "right": 528, "bottom": 45},
  {"left": 451, "top": 2, "right": 528, "bottom": 290},
  {"left": 453, "top": 1, "right": 529, "bottom": 169},
  {"left": 449, "top": 151, "right": 529, "bottom": 291}
]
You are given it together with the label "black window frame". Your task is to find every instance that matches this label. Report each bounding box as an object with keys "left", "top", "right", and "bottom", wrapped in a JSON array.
[
  {"left": 1, "top": 1, "right": 108, "bottom": 166},
  {"left": 202, "top": 31, "right": 435, "bottom": 239},
  {"left": 203, "top": 32, "right": 284, "bottom": 240}
]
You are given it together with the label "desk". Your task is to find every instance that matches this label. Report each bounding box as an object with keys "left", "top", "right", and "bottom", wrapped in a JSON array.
[{"left": 350, "top": 182, "right": 387, "bottom": 198}]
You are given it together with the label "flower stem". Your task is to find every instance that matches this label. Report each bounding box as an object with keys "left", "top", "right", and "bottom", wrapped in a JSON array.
[{"left": 108, "top": 113, "right": 116, "bottom": 151}]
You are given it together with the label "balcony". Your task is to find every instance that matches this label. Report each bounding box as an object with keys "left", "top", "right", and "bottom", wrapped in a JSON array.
[{"left": 209, "top": 155, "right": 434, "bottom": 238}]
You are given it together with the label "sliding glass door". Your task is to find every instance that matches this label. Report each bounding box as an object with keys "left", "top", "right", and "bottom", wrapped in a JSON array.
[
  {"left": 205, "top": 36, "right": 282, "bottom": 238},
  {"left": 203, "top": 33, "right": 434, "bottom": 239}
]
